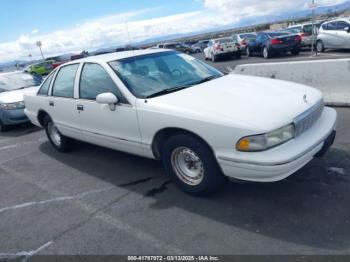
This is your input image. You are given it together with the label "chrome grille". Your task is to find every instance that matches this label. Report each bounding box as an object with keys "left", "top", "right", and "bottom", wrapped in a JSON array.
[{"left": 294, "top": 100, "right": 324, "bottom": 137}]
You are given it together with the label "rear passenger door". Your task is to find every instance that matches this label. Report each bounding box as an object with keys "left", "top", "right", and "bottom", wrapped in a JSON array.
[
  {"left": 335, "top": 21, "right": 350, "bottom": 48},
  {"left": 47, "top": 63, "right": 81, "bottom": 139},
  {"left": 76, "top": 63, "right": 143, "bottom": 156}
]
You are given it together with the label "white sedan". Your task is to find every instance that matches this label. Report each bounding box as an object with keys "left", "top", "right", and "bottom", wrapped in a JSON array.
[{"left": 24, "top": 49, "right": 337, "bottom": 196}]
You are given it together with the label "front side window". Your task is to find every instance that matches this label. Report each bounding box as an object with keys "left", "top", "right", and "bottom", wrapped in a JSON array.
[
  {"left": 323, "top": 22, "right": 337, "bottom": 30},
  {"left": 38, "top": 71, "right": 55, "bottom": 95},
  {"left": 80, "top": 63, "right": 126, "bottom": 103},
  {"left": 52, "top": 64, "right": 79, "bottom": 98},
  {"left": 336, "top": 21, "right": 350, "bottom": 30},
  {"left": 109, "top": 51, "right": 223, "bottom": 99}
]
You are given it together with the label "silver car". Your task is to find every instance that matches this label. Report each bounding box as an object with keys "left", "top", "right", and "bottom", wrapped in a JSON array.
[
  {"left": 317, "top": 18, "right": 350, "bottom": 52},
  {"left": 0, "top": 72, "right": 42, "bottom": 131}
]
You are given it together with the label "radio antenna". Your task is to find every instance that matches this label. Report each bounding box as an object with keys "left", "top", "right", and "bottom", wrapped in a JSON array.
[{"left": 124, "top": 21, "right": 135, "bottom": 56}]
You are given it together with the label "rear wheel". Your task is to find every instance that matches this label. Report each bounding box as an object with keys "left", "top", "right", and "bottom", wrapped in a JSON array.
[
  {"left": 316, "top": 40, "right": 325, "bottom": 53},
  {"left": 211, "top": 53, "right": 217, "bottom": 62},
  {"left": 44, "top": 115, "right": 74, "bottom": 152},
  {"left": 161, "top": 134, "right": 226, "bottom": 196},
  {"left": 246, "top": 47, "right": 251, "bottom": 57},
  {"left": 263, "top": 46, "right": 270, "bottom": 59},
  {"left": 0, "top": 120, "right": 7, "bottom": 132}
]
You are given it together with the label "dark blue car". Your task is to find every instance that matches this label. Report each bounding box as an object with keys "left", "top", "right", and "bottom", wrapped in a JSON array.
[{"left": 246, "top": 31, "right": 302, "bottom": 59}]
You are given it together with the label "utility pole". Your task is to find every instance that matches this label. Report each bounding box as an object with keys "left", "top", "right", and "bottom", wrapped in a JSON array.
[{"left": 36, "top": 41, "right": 45, "bottom": 60}]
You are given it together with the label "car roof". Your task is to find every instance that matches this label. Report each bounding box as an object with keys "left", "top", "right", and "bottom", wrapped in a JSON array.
[
  {"left": 322, "top": 17, "right": 350, "bottom": 24},
  {"left": 62, "top": 49, "right": 172, "bottom": 66}
]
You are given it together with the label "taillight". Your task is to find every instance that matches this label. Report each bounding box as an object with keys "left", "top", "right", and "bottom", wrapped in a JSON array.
[
  {"left": 214, "top": 43, "right": 223, "bottom": 51},
  {"left": 271, "top": 38, "right": 283, "bottom": 45},
  {"left": 300, "top": 32, "right": 310, "bottom": 37},
  {"left": 295, "top": 35, "right": 302, "bottom": 42},
  {"left": 241, "top": 40, "right": 247, "bottom": 45}
]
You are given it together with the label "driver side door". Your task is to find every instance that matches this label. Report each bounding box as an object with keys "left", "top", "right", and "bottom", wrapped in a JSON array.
[{"left": 76, "top": 62, "right": 143, "bottom": 156}]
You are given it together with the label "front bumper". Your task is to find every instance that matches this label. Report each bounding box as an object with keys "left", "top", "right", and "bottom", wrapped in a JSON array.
[
  {"left": 0, "top": 108, "right": 29, "bottom": 125},
  {"left": 217, "top": 107, "right": 337, "bottom": 182}
]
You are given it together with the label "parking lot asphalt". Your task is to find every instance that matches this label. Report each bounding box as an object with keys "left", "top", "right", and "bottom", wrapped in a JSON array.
[
  {"left": 193, "top": 49, "right": 350, "bottom": 73},
  {"left": 0, "top": 72, "right": 350, "bottom": 258}
]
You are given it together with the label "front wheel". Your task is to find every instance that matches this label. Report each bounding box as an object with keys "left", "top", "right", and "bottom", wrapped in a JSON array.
[
  {"left": 161, "top": 134, "right": 226, "bottom": 196},
  {"left": 316, "top": 40, "right": 325, "bottom": 53},
  {"left": 291, "top": 49, "right": 300, "bottom": 55},
  {"left": 263, "top": 46, "right": 271, "bottom": 59},
  {"left": 44, "top": 115, "right": 74, "bottom": 152}
]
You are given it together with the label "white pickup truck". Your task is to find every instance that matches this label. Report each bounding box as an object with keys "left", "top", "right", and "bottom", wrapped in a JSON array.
[
  {"left": 24, "top": 49, "right": 337, "bottom": 196},
  {"left": 203, "top": 37, "right": 241, "bottom": 62}
]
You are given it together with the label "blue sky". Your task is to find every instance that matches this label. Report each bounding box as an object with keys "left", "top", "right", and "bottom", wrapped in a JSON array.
[
  {"left": 0, "top": 0, "right": 347, "bottom": 62},
  {"left": 0, "top": 0, "right": 203, "bottom": 42}
]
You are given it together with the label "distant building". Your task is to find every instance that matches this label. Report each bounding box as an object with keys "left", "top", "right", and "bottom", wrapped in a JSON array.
[{"left": 270, "top": 22, "right": 289, "bottom": 30}]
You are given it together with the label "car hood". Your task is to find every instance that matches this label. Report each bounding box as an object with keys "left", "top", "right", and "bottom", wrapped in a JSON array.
[
  {"left": 144, "top": 74, "right": 322, "bottom": 132},
  {"left": 0, "top": 86, "right": 39, "bottom": 104}
]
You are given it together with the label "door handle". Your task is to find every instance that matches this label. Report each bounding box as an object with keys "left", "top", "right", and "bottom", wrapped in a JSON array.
[
  {"left": 77, "top": 105, "right": 84, "bottom": 111},
  {"left": 49, "top": 101, "right": 54, "bottom": 107}
]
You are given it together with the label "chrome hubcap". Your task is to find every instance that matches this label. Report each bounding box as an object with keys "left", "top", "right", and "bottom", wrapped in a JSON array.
[
  {"left": 48, "top": 122, "right": 61, "bottom": 146},
  {"left": 171, "top": 147, "right": 204, "bottom": 186},
  {"left": 263, "top": 48, "right": 268, "bottom": 58}
]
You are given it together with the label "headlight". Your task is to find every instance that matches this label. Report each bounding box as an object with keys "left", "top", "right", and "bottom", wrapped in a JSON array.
[
  {"left": 0, "top": 101, "right": 25, "bottom": 110},
  {"left": 236, "top": 124, "right": 295, "bottom": 152}
]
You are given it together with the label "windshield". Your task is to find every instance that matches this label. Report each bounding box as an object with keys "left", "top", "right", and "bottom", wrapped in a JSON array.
[
  {"left": 109, "top": 51, "right": 223, "bottom": 98},
  {"left": 216, "top": 38, "right": 232, "bottom": 43},
  {"left": 267, "top": 32, "right": 290, "bottom": 37},
  {"left": 240, "top": 34, "right": 256, "bottom": 40},
  {"left": 0, "top": 73, "right": 41, "bottom": 92}
]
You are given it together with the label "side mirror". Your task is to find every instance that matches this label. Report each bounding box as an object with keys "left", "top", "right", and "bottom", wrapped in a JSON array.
[
  {"left": 96, "top": 92, "right": 118, "bottom": 111},
  {"left": 344, "top": 27, "right": 350, "bottom": 33}
]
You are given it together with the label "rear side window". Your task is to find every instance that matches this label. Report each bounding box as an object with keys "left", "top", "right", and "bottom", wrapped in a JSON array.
[
  {"left": 38, "top": 72, "right": 55, "bottom": 95},
  {"left": 80, "top": 63, "right": 126, "bottom": 103},
  {"left": 52, "top": 64, "right": 79, "bottom": 98}
]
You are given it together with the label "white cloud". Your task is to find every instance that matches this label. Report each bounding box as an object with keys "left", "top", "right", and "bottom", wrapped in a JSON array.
[
  {"left": 202, "top": 0, "right": 348, "bottom": 19},
  {"left": 0, "top": 0, "right": 348, "bottom": 62}
]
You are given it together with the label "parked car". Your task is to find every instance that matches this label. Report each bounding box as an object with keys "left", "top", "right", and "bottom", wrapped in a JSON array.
[
  {"left": 192, "top": 40, "right": 210, "bottom": 53},
  {"left": 29, "top": 60, "right": 55, "bottom": 75},
  {"left": 161, "top": 43, "right": 194, "bottom": 54},
  {"left": 24, "top": 49, "right": 337, "bottom": 196},
  {"left": 316, "top": 18, "right": 350, "bottom": 52},
  {"left": 0, "top": 72, "right": 42, "bottom": 131},
  {"left": 203, "top": 37, "right": 241, "bottom": 62},
  {"left": 285, "top": 23, "right": 320, "bottom": 47},
  {"left": 232, "top": 33, "right": 257, "bottom": 53},
  {"left": 246, "top": 31, "right": 301, "bottom": 59}
]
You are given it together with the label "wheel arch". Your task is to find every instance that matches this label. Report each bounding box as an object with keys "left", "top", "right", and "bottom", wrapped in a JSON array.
[
  {"left": 151, "top": 127, "right": 215, "bottom": 160},
  {"left": 37, "top": 109, "right": 50, "bottom": 127}
]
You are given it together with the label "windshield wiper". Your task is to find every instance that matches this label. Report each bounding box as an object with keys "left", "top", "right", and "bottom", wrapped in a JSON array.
[
  {"left": 146, "top": 85, "right": 192, "bottom": 99},
  {"left": 192, "top": 75, "right": 221, "bottom": 85},
  {"left": 145, "top": 75, "right": 221, "bottom": 99}
]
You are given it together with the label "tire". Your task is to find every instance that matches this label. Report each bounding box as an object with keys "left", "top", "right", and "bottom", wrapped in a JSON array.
[
  {"left": 316, "top": 40, "right": 325, "bottom": 53},
  {"left": 263, "top": 46, "right": 270, "bottom": 59},
  {"left": 0, "top": 120, "right": 7, "bottom": 132},
  {"left": 246, "top": 47, "right": 251, "bottom": 57},
  {"left": 291, "top": 48, "right": 300, "bottom": 55},
  {"left": 161, "top": 134, "right": 226, "bottom": 196},
  {"left": 211, "top": 53, "right": 217, "bottom": 62},
  {"left": 44, "top": 115, "right": 74, "bottom": 152}
]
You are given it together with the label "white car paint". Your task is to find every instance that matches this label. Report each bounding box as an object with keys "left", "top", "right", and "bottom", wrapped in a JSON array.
[
  {"left": 24, "top": 49, "right": 337, "bottom": 184},
  {"left": 0, "top": 86, "right": 39, "bottom": 104}
]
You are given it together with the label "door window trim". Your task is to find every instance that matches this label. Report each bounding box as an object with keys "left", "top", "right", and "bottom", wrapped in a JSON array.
[
  {"left": 78, "top": 62, "right": 130, "bottom": 105},
  {"left": 51, "top": 63, "right": 80, "bottom": 99}
]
